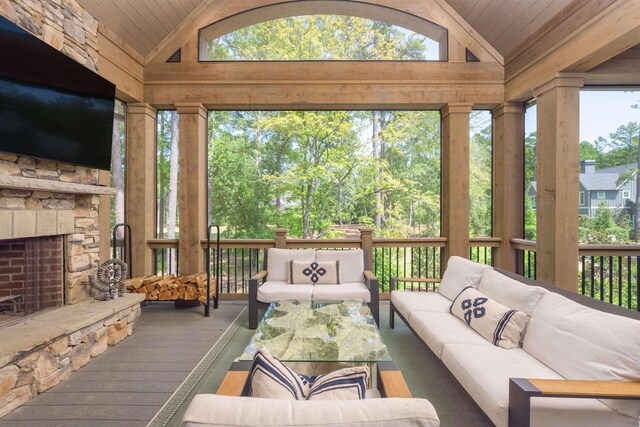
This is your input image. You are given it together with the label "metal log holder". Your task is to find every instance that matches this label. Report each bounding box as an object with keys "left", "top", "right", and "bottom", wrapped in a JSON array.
[
  {"left": 205, "top": 224, "right": 221, "bottom": 317},
  {"left": 112, "top": 223, "right": 133, "bottom": 279}
]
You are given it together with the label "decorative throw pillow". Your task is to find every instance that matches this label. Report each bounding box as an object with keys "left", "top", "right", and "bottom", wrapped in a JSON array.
[
  {"left": 450, "top": 287, "right": 529, "bottom": 349},
  {"left": 249, "top": 348, "right": 368, "bottom": 400},
  {"left": 289, "top": 261, "right": 341, "bottom": 284},
  {"left": 438, "top": 256, "right": 487, "bottom": 301}
]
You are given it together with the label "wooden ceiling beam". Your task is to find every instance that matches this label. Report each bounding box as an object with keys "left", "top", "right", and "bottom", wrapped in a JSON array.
[{"left": 505, "top": 0, "right": 640, "bottom": 101}]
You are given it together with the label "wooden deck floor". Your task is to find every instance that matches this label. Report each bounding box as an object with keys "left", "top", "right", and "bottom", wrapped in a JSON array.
[{"left": 0, "top": 301, "right": 247, "bottom": 427}]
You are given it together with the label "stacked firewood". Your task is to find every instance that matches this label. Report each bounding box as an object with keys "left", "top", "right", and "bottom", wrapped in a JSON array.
[{"left": 124, "top": 274, "right": 215, "bottom": 302}]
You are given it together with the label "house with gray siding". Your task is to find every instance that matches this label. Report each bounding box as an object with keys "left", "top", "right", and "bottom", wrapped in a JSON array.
[{"left": 527, "top": 160, "right": 637, "bottom": 221}]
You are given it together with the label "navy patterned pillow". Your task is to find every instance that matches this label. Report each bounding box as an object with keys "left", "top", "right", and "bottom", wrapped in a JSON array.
[
  {"left": 289, "top": 260, "right": 341, "bottom": 284},
  {"left": 450, "top": 287, "right": 529, "bottom": 349},
  {"left": 249, "top": 348, "right": 368, "bottom": 400}
]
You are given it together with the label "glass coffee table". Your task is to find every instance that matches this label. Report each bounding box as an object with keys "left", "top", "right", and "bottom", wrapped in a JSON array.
[{"left": 239, "top": 299, "right": 391, "bottom": 363}]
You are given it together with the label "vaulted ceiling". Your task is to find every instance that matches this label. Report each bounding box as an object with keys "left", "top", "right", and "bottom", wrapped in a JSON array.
[{"left": 77, "top": 0, "right": 575, "bottom": 58}]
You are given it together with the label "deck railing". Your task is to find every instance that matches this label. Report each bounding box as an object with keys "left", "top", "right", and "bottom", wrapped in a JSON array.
[
  {"left": 145, "top": 234, "right": 503, "bottom": 297},
  {"left": 511, "top": 239, "right": 640, "bottom": 311},
  {"left": 469, "top": 237, "right": 501, "bottom": 267}
]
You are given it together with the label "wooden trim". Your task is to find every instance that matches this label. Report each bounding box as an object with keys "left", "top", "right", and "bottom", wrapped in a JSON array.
[
  {"left": 510, "top": 238, "right": 537, "bottom": 251},
  {"left": 0, "top": 175, "right": 116, "bottom": 195},
  {"left": 469, "top": 237, "right": 502, "bottom": 247},
  {"left": 505, "top": 0, "right": 640, "bottom": 101},
  {"left": 379, "top": 370, "right": 412, "bottom": 398},
  {"left": 216, "top": 370, "right": 249, "bottom": 396},
  {"left": 527, "top": 379, "right": 640, "bottom": 398},
  {"left": 146, "top": 0, "right": 503, "bottom": 66}
]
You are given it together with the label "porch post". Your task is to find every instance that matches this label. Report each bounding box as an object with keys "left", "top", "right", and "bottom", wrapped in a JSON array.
[
  {"left": 274, "top": 229, "right": 288, "bottom": 249},
  {"left": 176, "top": 103, "right": 208, "bottom": 275},
  {"left": 359, "top": 228, "right": 374, "bottom": 270},
  {"left": 532, "top": 74, "right": 584, "bottom": 292},
  {"left": 125, "top": 103, "right": 157, "bottom": 277},
  {"left": 492, "top": 103, "right": 524, "bottom": 272},
  {"left": 441, "top": 103, "right": 472, "bottom": 264}
]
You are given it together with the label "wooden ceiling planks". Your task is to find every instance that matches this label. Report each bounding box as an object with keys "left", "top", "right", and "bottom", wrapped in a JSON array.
[{"left": 78, "top": 0, "right": 576, "bottom": 58}]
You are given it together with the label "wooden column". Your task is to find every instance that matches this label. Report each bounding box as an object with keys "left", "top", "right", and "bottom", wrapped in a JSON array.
[
  {"left": 441, "top": 103, "right": 472, "bottom": 264},
  {"left": 176, "top": 103, "right": 207, "bottom": 275},
  {"left": 98, "top": 170, "right": 111, "bottom": 263},
  {"left": 125, "top": 103, "right": 156, "bottom": 277},
  {"left": 359, "top": 228, "right": 374, "bottom": 270},
  {"left": 492, "top": 103, "right": 524, "bottom": 272},
  {"left": 532, "top": 74, "right": 584, "bottom": 292}
]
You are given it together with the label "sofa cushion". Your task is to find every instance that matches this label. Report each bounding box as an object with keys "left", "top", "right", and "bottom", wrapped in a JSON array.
[
  {"left": 391, "top": 291, "right": 451, "bottom": 318},
  {"left": 438, "top": 256, "right": 487, "bottom": 301},
  {"left": 442, "top": 343, "right": 633, "bottom": 427},
  {"left": 249, "top": 348, "right": 368, "bottom": 401},
  {"left": 316, "top": 249, "right": 364, "bottom": 283},
  {"left": 267, "top": 249, "right": 315, "bottom": 282},
  {"left": 408, "top": 311, "right": 490, "bottom": 358},
  {"left": 523, "top": 292, "right": 640, "bottom": 418},
  {"left": 290, "top": 261, "right": 341, "bottom": 284},
  {"left": 183, "top": 394, "right": 441, "bottom": 427},
  {"left": 257, "top": 281, "right": 313, "bottom": 303},
  {"left": 450, "top": 287, "right": 529, "bottom": 349},
  {"left": 477, "top": 268, "right": 547, "bottom": 315},
  {"left": 312, "top": 282, "right": 371, "bottom": 303}
]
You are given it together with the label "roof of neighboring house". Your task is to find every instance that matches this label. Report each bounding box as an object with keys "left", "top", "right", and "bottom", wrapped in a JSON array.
[
  {"left": 580, "top": 173, "right": 620, "bottom": 191},
  {"left": 530, "top": 163, "right": 636, "bottom": 193},
  {"left": 597, "top": 163, "right": 636, "bottom": 175}
]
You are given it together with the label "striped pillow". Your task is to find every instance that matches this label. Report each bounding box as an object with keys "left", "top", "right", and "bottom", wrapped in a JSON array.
[
  {"left": 249, "top": 348, "right": 368, "bottom": 400},
  {"left": 450, "top": 287, "right": 529, "bottom": 349}
]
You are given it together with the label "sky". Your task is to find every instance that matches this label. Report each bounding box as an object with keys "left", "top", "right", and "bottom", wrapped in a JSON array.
[{"left": 524, "top": 89, "right": 640, "bottom": 142}]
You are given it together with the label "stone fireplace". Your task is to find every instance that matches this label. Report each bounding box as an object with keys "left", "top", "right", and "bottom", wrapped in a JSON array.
[{"left": 0, "top": 153, "right": 113, "bottom": 313}]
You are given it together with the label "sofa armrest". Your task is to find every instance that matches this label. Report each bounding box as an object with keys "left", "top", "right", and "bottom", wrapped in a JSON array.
[
  {"left": 216, "top": 362, "right": 252, "bottom": 396},
  {"left": 249, "top": 270, "right": 268, "bottom": 293},
  {"left": 377, "top": 362, "right": 412, "bottom": 398},
  {"left": 249, "top": 270, "right": 268, "bottom": 284},
  {"left": 363, "top": 270, "right": 377, "bottom": 284},
  {"left": 509, "top": 378, "right": 640, "bottom": 427}
]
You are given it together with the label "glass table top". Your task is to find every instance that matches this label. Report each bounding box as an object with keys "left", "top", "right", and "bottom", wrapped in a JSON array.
[{"left": 239, "top": 300, "right": 391, "bottom": 362}]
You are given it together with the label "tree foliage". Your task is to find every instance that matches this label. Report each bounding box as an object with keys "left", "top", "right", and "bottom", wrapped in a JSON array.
[{"left": 206, "top": 15, "right": 432, "bottom": 60}]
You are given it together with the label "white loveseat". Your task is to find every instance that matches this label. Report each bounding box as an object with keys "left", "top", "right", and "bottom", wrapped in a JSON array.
[
  {"left": 390, "top": 256, "right": 640, "bottom": 427},
  {"left": 183, "top": 360, "right": 440, "bottom": 427},
  {"left": 183, "top": 394, "right": 439, "bottom": 427},
  {"left": 249, "top": 248, "right": 379, "bottom": 328}
]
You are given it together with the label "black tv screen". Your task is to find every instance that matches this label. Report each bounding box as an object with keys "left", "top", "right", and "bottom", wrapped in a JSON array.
[{"left": 0, "top": 15, "right": 115, "bottom": 171}]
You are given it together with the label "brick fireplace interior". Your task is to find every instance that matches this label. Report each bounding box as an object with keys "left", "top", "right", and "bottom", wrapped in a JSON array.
[{"left": 0, "top": 236, "right": 64, "bottom": 315}]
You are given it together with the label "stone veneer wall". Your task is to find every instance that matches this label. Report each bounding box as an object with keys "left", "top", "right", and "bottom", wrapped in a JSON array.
[
  {"left": 0, "top": 0, "right": 99, "bottom": 71},
  {"left": 0, "top": 154, "right": 101, "bottom": 304},
  {"left": 0, "top": 303, "right": 141, "bottom": 417},
  {"left": 0, "top": 0, "right": 105, "bottom": 304}
]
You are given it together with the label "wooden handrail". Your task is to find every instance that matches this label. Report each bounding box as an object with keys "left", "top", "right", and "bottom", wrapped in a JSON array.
[
  {"left": 469, "top": 237, "right": 502, "bottom": 247},
  {"left": 511, "top": 238, "right": 640, "bottom": 256},
  {"left": 578, "top": 244, "right": 640, "bottom": 257},
  {"left": 510, "top": 238, "right": 536, "bottom": 251},
  {"left": 373, "top": 237, "right": 447, "bottom": 248}
]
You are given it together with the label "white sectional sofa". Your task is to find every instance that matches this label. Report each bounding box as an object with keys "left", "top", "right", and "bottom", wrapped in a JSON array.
[
  {"left": 249, "top": 248, "right": 379, "bottom": 328},
  {"left": 390, "top": 256, "right": 640, "bottom": 427}
]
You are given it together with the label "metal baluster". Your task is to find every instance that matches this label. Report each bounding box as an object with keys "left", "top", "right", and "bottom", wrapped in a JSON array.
[
  {"left": 617, "top": 256, "right": 622, "bottom": 307},
  {"left": 590, "top": 256, "right": 595, "bottom": 298},
  {"left": 627, "top": 256, "right": 632, "bottom": 309},
  {"left": 580, "top": 256, "right": 585, "bottom": 296}
]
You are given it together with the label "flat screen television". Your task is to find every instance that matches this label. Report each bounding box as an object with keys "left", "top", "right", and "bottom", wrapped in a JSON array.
[{"left": 0, "top": 15, "right": 116, "bottom": 171}]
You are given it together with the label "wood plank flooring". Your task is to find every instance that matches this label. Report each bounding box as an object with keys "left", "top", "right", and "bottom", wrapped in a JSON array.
[{"left": 0, "top": 301, "right": 246, "bottom": 427}]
